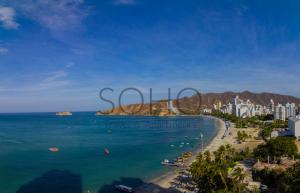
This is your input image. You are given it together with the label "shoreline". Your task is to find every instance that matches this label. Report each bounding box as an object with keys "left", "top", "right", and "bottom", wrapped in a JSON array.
[
  {"left": 136, "top": 116, "right": 227, "bottom": 191},
  {"left": 135, "top": 115, "right": 264, "bottom": 192}
]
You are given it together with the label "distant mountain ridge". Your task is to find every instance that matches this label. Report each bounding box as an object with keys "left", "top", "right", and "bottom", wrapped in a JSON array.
[
  {"left": 187, "top": 91, "right": 300, "bottom": 107},
  {"left": 105, "top": 91, "right": 300, "bottom": 115}
]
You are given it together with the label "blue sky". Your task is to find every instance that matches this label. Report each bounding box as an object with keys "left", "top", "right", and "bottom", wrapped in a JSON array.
[{"left": 0, "top": 0, "right": 300, "bottom": 112}]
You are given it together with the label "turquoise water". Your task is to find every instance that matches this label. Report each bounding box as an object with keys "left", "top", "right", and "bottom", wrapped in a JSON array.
[{"left": 0, "top": 113, "right": 220, "bottom": 193}]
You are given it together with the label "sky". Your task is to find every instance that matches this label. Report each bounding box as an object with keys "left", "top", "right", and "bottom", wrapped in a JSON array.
[{"left": 0, "top": 0, "right": 300, "bottom": 112}]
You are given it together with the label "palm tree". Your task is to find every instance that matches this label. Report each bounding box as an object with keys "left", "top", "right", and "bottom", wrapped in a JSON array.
[
  {"left": 190, "top": 145, "right": 242, "bottom": 193},
  {"left": 231, "top": 167, "right": 247, "bottom": 193},
  {"left": 215, "top": 145, "right": 226, "bottom": 162},
  {"left": 204, "top": 150, "right": 211, "bottom": 161}
]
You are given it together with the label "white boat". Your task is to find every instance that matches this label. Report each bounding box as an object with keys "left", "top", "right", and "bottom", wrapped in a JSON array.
[
  {"left": 161, "top": 159, "right": 178, "bottom": 166},
  {"left": 56, "top": 111, "right": 72, "bottom": 116},
  {"left": 115, "top": 185, "right": 134, "bottom": 193}
]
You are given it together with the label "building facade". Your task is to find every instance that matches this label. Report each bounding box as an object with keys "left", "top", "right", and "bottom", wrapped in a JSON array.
[
  {"left": 285, "top": 103, "right": 296, "bottom": 118},
  {"left": 254, "top": 105, "right": 264, "bottom": 116},
  {"left": 274, "top": 104, "right": 286, "bottom": 121},
  {"left": 232, "top": 96, "right": 255, "bottom": 118},
  {"left": 288, "top": 116, "right": 300, "bottom": 139},
  {"left": 219, "top": 96, "right": 297, "bottom": 120},
  {"left": 267, "top": 99, "right": 275, "bottom": 114}
]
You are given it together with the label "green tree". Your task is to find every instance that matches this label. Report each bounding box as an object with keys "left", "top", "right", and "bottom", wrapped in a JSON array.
[
  {"left": 190, "top": 145, "right": 247, "bottom": 193},
  {"left": 237, "top": 131, "right": 249, "bottom": 142},
  {"left": 231, "top": 167, "right": 247, "bottom": 193},
  {"left": 253, "top": 137, "right": 298, "bottom": 161},
  {"left": 280, "top": 162, "right": 300, "bottom": 192}
]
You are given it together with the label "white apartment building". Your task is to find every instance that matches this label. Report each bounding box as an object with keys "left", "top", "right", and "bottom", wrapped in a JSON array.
[
  {"left": 268, "top": 99, "right": 275, "bottom": 114},
  {"left": 285, "top": 103, "right": 296, "bottom": 118},
  {"left": 213, "top": 100, "right": 222, "bottom": 111},
  {"left": 262, "top": 106, "right": 270, "bottom": 115},
  {"left": 288, "top": 116, "right": 300, "bottom": 139},
  {"left": 232, "top": 96, "right": 255, "bottom": 118},
  {"left": 221, "top": 103, "right": 233, "bottom": 114},
  {"left": 274, "top": 104, "right": 286, "bottom": 120},
  {"left": 203, "top": 108, "right": 212, "bottom": 114},
  {"left": 254, "top": 105, "right": 264, "bottom": 116},
  {"left": 222, "top": 96, "right": 297, "bottom": 120}
]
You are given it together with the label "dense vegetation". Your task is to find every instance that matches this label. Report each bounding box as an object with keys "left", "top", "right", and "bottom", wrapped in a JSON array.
[
  {"left": 253, "top": 162, "right": 300, "bottom": 193},
  {"left": 206, "top": 111, "right": 300, "bottom": 192},
  {"left": 208, "top": 111, "right": 269, "bottom": 128},
  {"left": 208, "top": 111, "right": 248, "bottom": 128},
  {"left": 208, "top": 111, "right": 289, "bottom": 141},
  {"left": 259, "top": 120, "right": 288, "bottom": 140},
  {"left": 190, "top": 145, "right": 251, "bottom": 193},
  {"left": 280, "top": 162, "right": 300, "bottom": 192},
  {"left": 237, "top": 130, "right": 250, "bottom": 142},
  {"left": 253, "top": 137, "right": 298, "bottom": 161}
]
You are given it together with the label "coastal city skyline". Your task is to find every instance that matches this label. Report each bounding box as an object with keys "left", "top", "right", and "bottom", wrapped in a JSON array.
[
  {"left": 1, "top": 0, "right": 300, "bottom": 112},
  {"left": 1, "top": 1, "right": 300, "bottom": 193}
]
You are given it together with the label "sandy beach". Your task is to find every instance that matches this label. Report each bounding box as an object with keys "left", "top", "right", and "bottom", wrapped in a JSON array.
[
  {"left": 135, "top": 116, "right": 227, "bottom": 192},
  {"left": 135, "top": 116, "right": 264, "bottom": 193},
  {"left": 154, "top": 117, "right": 226, "bottom": 187}
]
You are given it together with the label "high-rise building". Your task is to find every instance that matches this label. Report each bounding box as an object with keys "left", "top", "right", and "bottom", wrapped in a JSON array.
[
  {"left": 232, "top": 96, "right": 255, "bottom": 118},
  {"left": 213, "top": 100, "right": 223, "bottom": 111},
  {"left": 255, "top": 105, "right": 264, "bottom": 116},
  {"left": 217, "top": 100, "right": 222, "bottom": 110},
  {"left": 221, "top": 102, "right": 233, "bottom": 114},
  {"left": 274, "top": 104, "right": 286, "bottom": 120},
  {"left": 267, "top": 99, "right": 275, "bottom": 114},
  {"left": 288, "top": 116, "right": 300, "bottom": 139},
  {"left": 228, "top": 103, "right": 233, "bottom": 114},
  {"left": 213, "top": 104, "right": 217, "bottom": 111},
  {"left": 285, "top": 103, "right": 296, "bottom": 118}
]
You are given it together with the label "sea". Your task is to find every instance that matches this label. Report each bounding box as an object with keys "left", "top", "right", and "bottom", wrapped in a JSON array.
[{"left": 0, "top": 112, "right": 220, "bottom": 193}]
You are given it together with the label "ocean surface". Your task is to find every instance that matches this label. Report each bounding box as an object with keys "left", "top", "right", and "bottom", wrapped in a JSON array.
[{"left": 0, "top": 113, "right": 220, "bottom": 193}]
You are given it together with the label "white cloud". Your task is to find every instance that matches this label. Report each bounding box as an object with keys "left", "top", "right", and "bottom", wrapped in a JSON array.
[
  {"left": 0, "top": 70, "right": 70, "bottom": 92},
  {"left": 0, "top": 6, "right": 19, "bottom": 29},
  {"left": 14, "top": 0, "right": 88, "bottom": 33},
  {"left": 43, "top": 70, "right": 68, "bottom": 82},
  {"left": 0, "top": 47, "right": 8, "bottom": 54},
  {"left": 114, "top": 0, "right": 135, "bottom": 5}
]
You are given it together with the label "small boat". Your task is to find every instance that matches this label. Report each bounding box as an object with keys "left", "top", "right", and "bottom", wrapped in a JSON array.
[
  {"left": 104, "top": 148, "right": 110, "bottom": 155},
  {"left": 161, "top": 159, "right": 178, "bottom": 166},
  {"left": 49, "top": 147, "right": 59, "bottom": 152},
  {"left": 56, "top": 111, "right": 72, "bottom": 116},
  {"left": 115, "top": 185, "right": 134, "bottom": 193}
]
